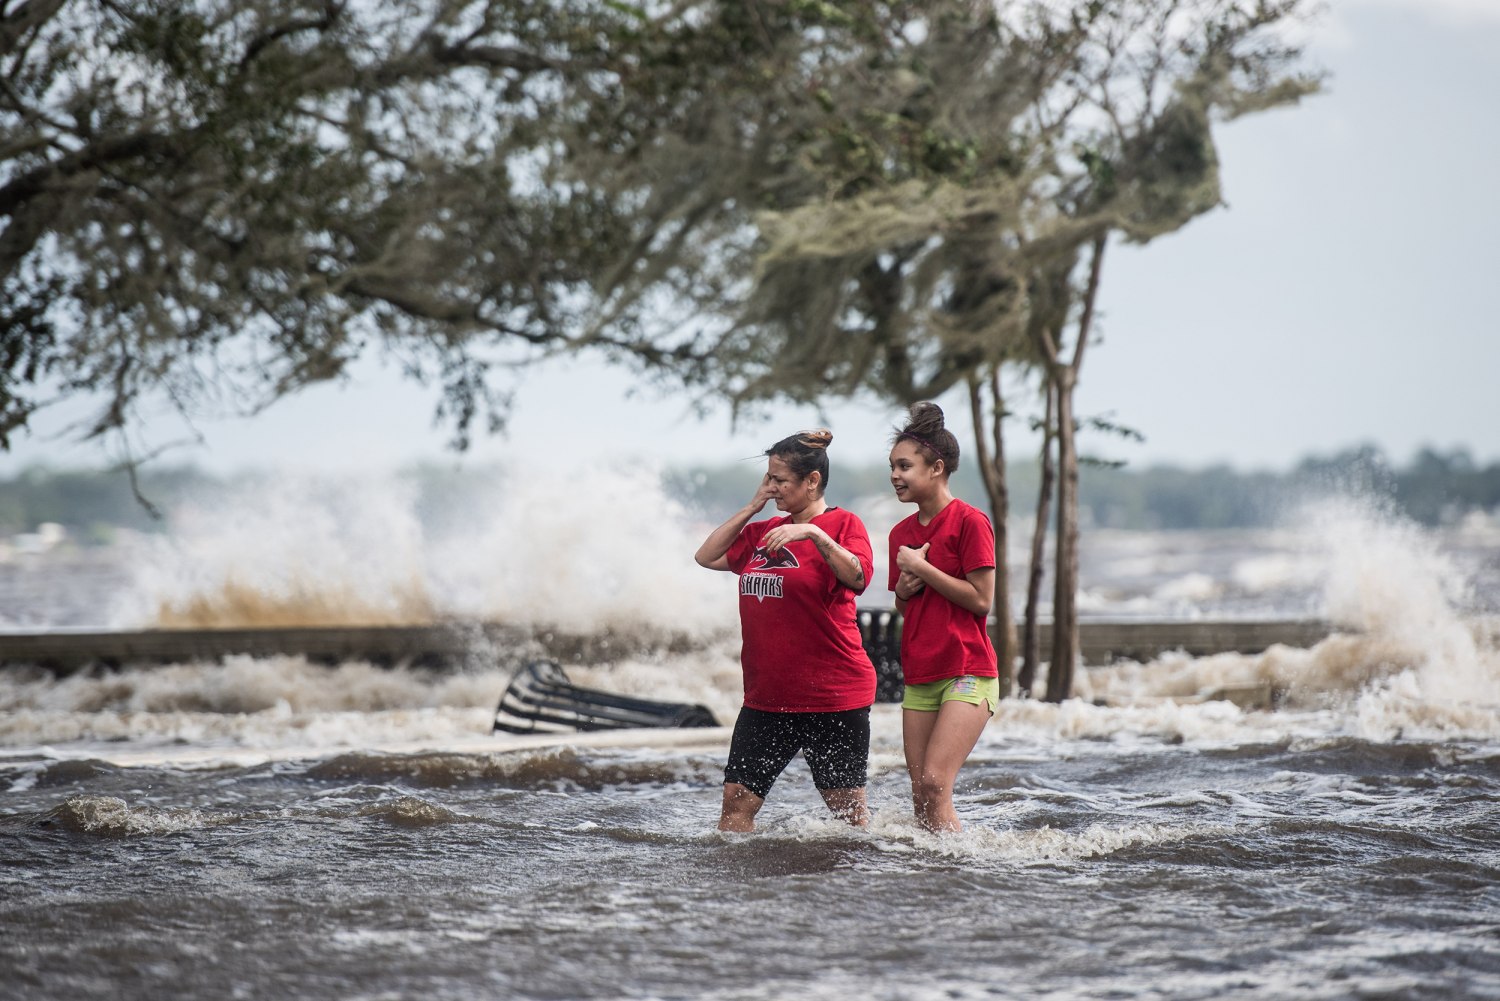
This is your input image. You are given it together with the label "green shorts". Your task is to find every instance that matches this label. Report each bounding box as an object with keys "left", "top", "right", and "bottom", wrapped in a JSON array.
[{"left": 902, "top": 675, "right": 1000, "bottom": 715}]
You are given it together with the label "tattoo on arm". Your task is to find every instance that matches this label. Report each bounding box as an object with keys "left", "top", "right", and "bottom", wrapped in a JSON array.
[{"left": 817, "top": 536, "right": 864, "bottom": 588}]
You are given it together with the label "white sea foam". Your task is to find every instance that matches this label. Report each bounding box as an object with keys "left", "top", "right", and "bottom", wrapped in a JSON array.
[
  {"left": 111, "top": 463, "right": 737, "bottom": 637},
  {"left": 1152, "top": 572, "right": 1222, "bottom": 604},
  {"left": 915, "top": 817, "right": 1201, "bottom": 864},
  {"left": 0, "top": 704, "right": 500, "bottom": 750},
  {"left": 113, "top": 473, "right": 436, "bottom": 627},
  {"left": 424, "top": 463, "right": 733, "bottom": 636},
  {"left": 0, "top": 654, "right": 514, "bottom": 715},
  {"left": 1074, "top": 496, "right": 1500, "bottom": 740},
  {"left": 0, "top": 643, "right": 747, "bottom": 750},
  {"left": 47, "top": 795, "right": 219, "bottom": 836},
  {"left": 1230, "top": 552, "right": 1320, "bottom": 594},
  {"left": 756, "top": 798, "right": 1216, "bottom": 867},
  {"left": 1291, "top": 498, "right": 1498, "bottom": 738},
  {"left": 991, "top": 692, "right": 1313, "bottom": 747}
]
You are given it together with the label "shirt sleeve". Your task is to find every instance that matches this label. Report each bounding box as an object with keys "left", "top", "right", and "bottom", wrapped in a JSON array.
[
  {"left": 958, "top": 505, "right": 997, "bottom": 575},
  {"left": 835, "top": 512, "right": 874, "bottom": 596}
]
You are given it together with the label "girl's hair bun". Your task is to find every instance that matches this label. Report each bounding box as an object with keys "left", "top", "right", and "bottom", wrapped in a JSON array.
[{"left": 892, "top": 403, "right": 959, "bottom": 472}]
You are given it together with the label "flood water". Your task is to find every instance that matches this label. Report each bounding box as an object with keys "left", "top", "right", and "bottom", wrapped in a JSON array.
[{"left": 2, "top": 474, "right": 1498, "bottom": 1000}]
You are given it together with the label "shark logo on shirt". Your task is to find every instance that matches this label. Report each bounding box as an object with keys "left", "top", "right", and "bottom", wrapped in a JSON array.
[{"left": 746, "top": 546, "right": 800, "bottom": 571}]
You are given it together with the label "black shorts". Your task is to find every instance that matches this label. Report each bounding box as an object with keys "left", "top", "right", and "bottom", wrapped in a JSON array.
[{"left": 723, "top": 706, "right": 871, "bottom": 800}]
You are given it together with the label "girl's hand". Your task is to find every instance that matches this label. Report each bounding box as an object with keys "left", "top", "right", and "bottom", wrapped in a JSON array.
[
  {"left": 895, "top": 570, "right": 926, "bottom": 601},
  {"left": 895, "top": 542, "right": 930, "bottom": 573}
]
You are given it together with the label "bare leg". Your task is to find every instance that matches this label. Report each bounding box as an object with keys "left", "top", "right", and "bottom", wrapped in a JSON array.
[
  {"left": 818, "top": 787, "right": 870, "bottom": 827},
  {"left": 903, "top": 701, "right": 989, "bottom": 833},
  {"left": 902, "top": 708, "right": 939, "bottom": 823},
  {"left": 718, "top": 782, "right": 764, "bottom": 832}
]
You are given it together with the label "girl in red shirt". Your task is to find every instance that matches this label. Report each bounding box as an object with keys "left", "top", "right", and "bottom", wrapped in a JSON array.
[
  {"left": 695, "top": 430, "right": 876, "bottom": 832},
  {"left": 887, "top": 403, "right": 998, "bottom": 833}
]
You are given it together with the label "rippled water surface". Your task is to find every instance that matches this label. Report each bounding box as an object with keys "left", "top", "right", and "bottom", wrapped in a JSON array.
[{"left": 4, "top": 718, "right": 1499, "bottom": 1001}]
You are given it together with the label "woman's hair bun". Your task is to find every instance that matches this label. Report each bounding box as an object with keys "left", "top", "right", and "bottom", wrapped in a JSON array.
[
  {"left": 766, "top": 428, "right": 834, "bottom": 492},
  {"left": 797, "top": 429, "right": 833, "bottom": 449}
]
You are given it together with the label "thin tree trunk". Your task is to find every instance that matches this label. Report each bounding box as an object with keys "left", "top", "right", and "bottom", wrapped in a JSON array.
[
  {"left": 1042, "top": 232, "right": 1106, "bottom": 703},
  {"left": 988, "top": 367, "right": 1015, "bottom": 697},
  {"left": 1045, "top": 367, "right": 1080, "bottom": 702},
  {"left": 1018, "top": 376, "right": 1055, "bottom": 697},
  {"left": 967, "top": 369, "right": 1015, "bottom": 696}
]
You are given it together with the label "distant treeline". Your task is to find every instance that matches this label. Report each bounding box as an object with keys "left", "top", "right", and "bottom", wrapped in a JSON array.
[
  {"left": 671, "top": 445, "right": 1500, "bottom": 531},
  {"left": 2, "top": 445, "right": 1496, "bottom": 542}
]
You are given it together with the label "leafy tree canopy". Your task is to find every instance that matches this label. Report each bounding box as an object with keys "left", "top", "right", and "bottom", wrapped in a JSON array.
[
  {"left": 0, "top": 0, "right": 672, "bottom": 454},
  {"left": 1, "top": 0, "right": 1319, "bottom": 459},
  {"left": 577, "top": 0, "right": 1320, "bottom": 414}
]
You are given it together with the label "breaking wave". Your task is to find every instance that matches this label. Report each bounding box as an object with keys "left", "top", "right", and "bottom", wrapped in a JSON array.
[
  {"left": 1076, "top": 497, "right": 1500, "bottom": 740},
  {"left": 109, "top": 465, "right": 736, "bottom": 639},
  {"left": 36, "top": 795, "right": 222, "bottom": 837}
]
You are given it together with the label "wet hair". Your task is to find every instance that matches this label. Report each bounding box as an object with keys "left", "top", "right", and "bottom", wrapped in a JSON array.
[
  {"left": 891, "top": 402, "right": 960, "bottom": 473},
  {"left": 766, "top": 429, "right": 833, "bottom": 494}
]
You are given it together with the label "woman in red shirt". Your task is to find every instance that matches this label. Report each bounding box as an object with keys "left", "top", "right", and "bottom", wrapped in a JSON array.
[
  {"left": 694, "top": 430, "right": 876, "bottom": 832},
  {"left": 887, "top": 403, "right": 998, "bottom": 833}
]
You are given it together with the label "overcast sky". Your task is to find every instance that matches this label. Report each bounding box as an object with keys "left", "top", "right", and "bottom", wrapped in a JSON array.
[{"left": 6, "top": 0, "right": 1498, "bottom": 478}]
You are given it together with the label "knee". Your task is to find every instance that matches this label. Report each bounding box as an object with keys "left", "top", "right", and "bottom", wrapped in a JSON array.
[
  {"left": 723, "top": 784, "right": 757, "bottom": 809},
  {"left": 719, "top": 783, "right": 762, "bottom": 831},
  {"left": 821, "top": 788, "right": 869, "bottom": 827}
]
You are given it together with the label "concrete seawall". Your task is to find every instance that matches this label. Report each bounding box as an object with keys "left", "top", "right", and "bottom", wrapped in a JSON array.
[{"left": 0, "top": 618, "right": 1338, "bottom": 676}]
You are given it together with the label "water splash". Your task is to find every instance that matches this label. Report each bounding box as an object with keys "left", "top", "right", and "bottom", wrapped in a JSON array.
[
  {"left": 113, "top": 464, "right": 737, "bottom": 639},
  {"left": 1311, "top": 496, "right": 1473, "bottom": 640},
  {"left": 38, "top": 795, "right": 218, "bottom": 837},
  {"left": 120, "top": 472, "right": 435, "bottom": 627},
  {"left": 1298, "top": 497, "right": 1499, "bottom": 737},
  {"left": 1081, "top": 495, "right": 1500, "bottom": 740}
]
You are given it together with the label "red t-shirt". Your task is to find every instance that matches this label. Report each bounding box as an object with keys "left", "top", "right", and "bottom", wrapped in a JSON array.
[
  {"left": 726, "top": 507, "right": 876, "bottom": 712},
  {"left": 887, "top": 498, "right": 998, "bottom": 683}
]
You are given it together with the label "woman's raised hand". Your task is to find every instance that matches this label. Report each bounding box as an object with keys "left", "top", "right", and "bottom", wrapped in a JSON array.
[{"left": 747, "top": 473, "right": 778, "bottom": 514}]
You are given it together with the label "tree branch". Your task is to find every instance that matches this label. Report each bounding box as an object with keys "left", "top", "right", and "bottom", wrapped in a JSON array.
[{"left": 1069, "top": 231, "right": 1107, "bottom": 375}]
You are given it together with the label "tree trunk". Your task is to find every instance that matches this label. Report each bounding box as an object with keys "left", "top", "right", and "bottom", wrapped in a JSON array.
[
  {"left": 1043, "top": 232, "right": 1106, "bottom": 703},
  {"left": 967, "top": 369, "right": 1016, "bottom": 697},
  {"left": 1044, "top": 368, "right": 1080, "bottom": 702},
  {"left": 1018, "top": 376, "right": 1055, "bottom": 698}
]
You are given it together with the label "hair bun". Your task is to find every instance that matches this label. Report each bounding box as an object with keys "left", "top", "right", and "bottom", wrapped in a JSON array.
[
  {"left": 797, "top": 429, "right": 833, "bottom": 449},
  {"left": 892, "top": 402, "right": 960, "bottom": 472},
  {"left": 907, "top": 402, "right": 945, "bottom": 431}
]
